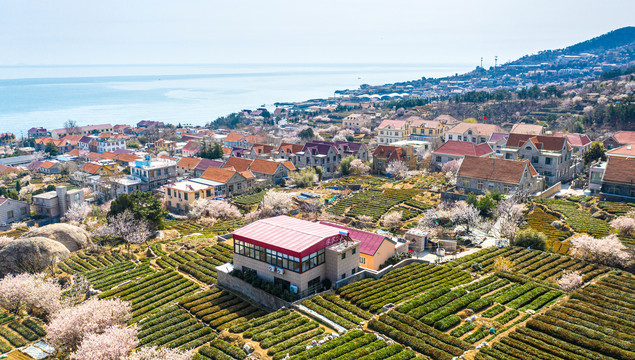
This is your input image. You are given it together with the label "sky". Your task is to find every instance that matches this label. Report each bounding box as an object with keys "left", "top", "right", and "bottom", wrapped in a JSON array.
[{"left": 1, "top": 0, "right": 634, "bottom": 68}]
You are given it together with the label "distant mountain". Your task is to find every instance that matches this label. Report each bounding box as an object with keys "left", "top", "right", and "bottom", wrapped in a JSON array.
[{"left": 510, "top": 26, "right": 635, "bottom": 65}]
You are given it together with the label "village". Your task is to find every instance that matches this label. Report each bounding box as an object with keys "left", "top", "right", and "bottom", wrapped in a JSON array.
[{"left": 0, "top": 73, "right": 633, "bottom": 360}]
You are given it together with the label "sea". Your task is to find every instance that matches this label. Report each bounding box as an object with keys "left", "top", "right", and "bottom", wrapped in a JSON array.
[{"left": 0, "top": 63, "right": 473, "bottom": 136}]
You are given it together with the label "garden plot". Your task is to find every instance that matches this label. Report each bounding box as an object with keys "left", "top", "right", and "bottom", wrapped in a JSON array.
[
  {"left": 300, "top": 294, "right": 372, "bottom": 329},
  {"left": 137, "top": 305, "right": 215, "bottom": 350},
  {"left": 157, "top": 242, "right": 233, "bottom": 284},
  {"left": 56, "top": 251, "right": 128, "bottom": 274},
  {"left": 598, "top": 201, "right": 635, "bottom": 215},
  {"left": 520, "top": 207, "right": 571, "bottom": 253},
  {"left": 83, "top": 261, "right": 154, "bottom": 291},
  {"left": 100, "top": 269, "right": 199, "bottom": 322},
  {"left": 537, "top": 199, "right": 611, "bottom": 238},
  {"left": 0, "top": 319, "right": 46, "bottom": 354},
  {"left": 328, "top": 188, "right": 420, "bottom": 222},
  {"left": 195, "top": 338, "right": 247, "bottom": 360},
  {"left": 232, "top": 191, "right": 266, "bottom": 207},
  {"left": 475, "top": 273, "right": 635, "bottom": 360},
  {"left": 179, "top": 288, "right": 265, "bottom": 331},
  {"left": 337, "top": 263, "right": 472, "bottom": 313}
]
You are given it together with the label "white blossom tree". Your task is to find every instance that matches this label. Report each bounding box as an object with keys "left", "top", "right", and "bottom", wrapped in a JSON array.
[
  {"left": 350, "top": 159, "right": 370, "bottom": 175},
  {"left": 65, "top": 202, "right": 92, "bottom": 223},
  {"left": 70, "top": 325, "right": 138, "bottom": 360},
  {"left": 188, "top": 199, "right": 241, "bottom": 220},
  {"left": 0, "top": 235, "right": 13, "bottom": 248},
  {"left": 127, "top": 346, "right": 193, "bottom": 360},
  {"left": 558, "top": 271, "right": 583, "bottom": 291},
  {"left": 47, "top": 298, "right": 132, "bottom": 353},
  {"left": 383, "top": 211, "right": 403, "bottom": 231},
  {"left": 450, "top": 202, "right": 481, "bottom": 233},
  {"left": 0, "top": 273, "right": 61, "bottom": 318},
  {"left": 610, "top": 213, "right": 635, "bottom": 236},
  {"left": 261, "top": 190, "right": 294, "bottom": 217},
  {"left": 570, "top": 234, "right": 631, "bottom": 268},
  {"left": 359, "top": 127, "right": 371, "bottom": 135},
  {"left": 386, "top": 160, "right": 409, "bottom": 179}
]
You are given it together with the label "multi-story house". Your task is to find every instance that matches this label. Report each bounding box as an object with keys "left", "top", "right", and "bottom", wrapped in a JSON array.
[
  {"left": 294, "top": 142, "right": 340, "bottom": 177},
  {"left": 199, "top": 167, "right": 254, "bottom": 198},
  {"left": 164, "top": 180, "right": 218, "bottom": 214},
  {"left": 0, "top": 197, "right": 30, "bottom": 226},
  {"left": 501, "top": 134, "right": 576, "bottom": 185},
  {"left": 456, "top": 156, "right": 543, "bottom": 195},
  {"left": 246, "top": 144, "right": 276, "bottom": 160},
  {"left": 27, "top": 127, "right": 48, "bottom": 138},
  {"left": 273, "top": 143, "right": 304, "bottom": 162},
  {"left": 553, "top": 133, "right": 592, "bottom": 158},
  {"left": 130, "top": 156, "right": 177, "bottom": 191},
  {"left": 407, "top": 117, "right": 447, "bottom": 140},
  {"left": 176, "top": 157, "right": 202, "bottom": 177},
  {"left": 432, "top": 141, "right": 494, "bottom": 167},
  {"left": 89, "top": 136, "right": 127, "bottom": 154},
  {"left": 342, "top": 113, "right": 370, "bottom": 129},
  {"left": 603, "top": 131, "right": 635, "bottom": 150},
  {"left": 248, "top": 159, "right": 295, "bottom": 185},
  {"left": 377, "top": 120, "right": 409, "bottom": 145},
  {"left": 372, "top": 145, "right": 416, "bottom": 175},
  {"left": 594, "top": 157, "right": 635, "bottom": 202},
  {"left": 444, "top": 123, "right": 503, "bottom": 144},
  {"left": 50, "top": 124, "right": 113, "bottom": 139},
  {"left": 32, "top": 186, "right": 85, "bottom": 219}
]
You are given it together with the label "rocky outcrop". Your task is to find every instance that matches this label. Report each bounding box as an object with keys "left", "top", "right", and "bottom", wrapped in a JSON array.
[
  {"left": 22, "top": 223, "right": 92, "bottom": 252},
  {"left": 0, "top": 237, "right": 70, "bottom": 276}
]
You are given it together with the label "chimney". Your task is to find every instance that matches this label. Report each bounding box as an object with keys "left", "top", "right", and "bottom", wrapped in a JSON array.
[{"left": 56, "top": 186, "right": 68, "bottom": 214}]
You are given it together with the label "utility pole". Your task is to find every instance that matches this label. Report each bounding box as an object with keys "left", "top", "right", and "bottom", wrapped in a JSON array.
[
  {"left": 494, "top": 56, "right": 498, "bottom": 75},
  {"left": 480, "top": 57, "right": 483, "bottom": 69}
]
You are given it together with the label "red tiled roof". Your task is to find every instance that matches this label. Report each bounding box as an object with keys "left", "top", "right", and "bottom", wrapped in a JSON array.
[
  {"left": 233, "top": 216, "right": 345, "bottom": 258},
  {"left": 182, "top": 141, "right": 201, "bottom": 152},
  {"left": 245, "top": 135, "right": 267, "bottom": 145},
  {"left": 433, "top": 115, "right": 459, "bottom": 125},
  {"left": 320, "top": 222, "right": 390, "bottom": 256},
  {"left": 612, "top": 131, "right": 635, "bottom": 145},
  {"left": 281, "top": 161, "right": 295, "bottom": 171},
  {"left": 278, "top": 143, "right": 304, "bottom": 154},
  {"left": 67, "top": 149, "right": 81, "bottom": 156},
  {"left": 251, "top": 144, "right": 275, "bottom": 155},
  {"left": 433, "top": 141, "right": 493, "bottom": 157},
  {"left": 373, "top": 145, "right": 406, "bottom": 162},
  {"left": 529, "top": 136, "right": 569, "bottom": 151},
  {"left": 510, "top": 123, "right": 544, "bottom": 135},
  {"left": 447, "top": 122, "right": 502, "bottom": 136},
  {"left": 87, "top": 152, "right": 101, "bottom": 162},
  {"left": 248, "top": 159, "right": 281, "bottom": 175},
  {"left": 200, "top": 167, "right": 237, "bottom": 183},
  {"left": 100, "top": 152, "right": 117, "bottom": 160},
  {"left": 224, "top": 133, "right": 245, "bottom": 143},
  {"left": 40, "top": 161, "right": 56, "bottom": 169},
  {"left": 553, "top": 133, "right": 591, "bottom": 147},
  {"left": 81, "top": 162, "right": 102, "bottom": 174},
  {"left": 378, "top": 119, "right": 407, "bottom": 130},
  {"left": 602, "top": 157, "right": 635, "bottom": 184},
  {"left": 222, "top": 157, "right": 253, "bottom": 172},
  {"left": 177, "top": 157, "right": 202, "bottom": 170},
  {"left": 607, "top": 144, "right": 635, "bottom": 158},
  {"left": 116, "top": 153, "right": 141, "bottom": 163},
  {"left": 457, "top": 156, "right": 534, "bottom": 184},
  {"left": 222, "top": 146, "right": 232, "bottom": 155},
  {"left": 240, "top": 170, "right": 255, "bottom": 179}
]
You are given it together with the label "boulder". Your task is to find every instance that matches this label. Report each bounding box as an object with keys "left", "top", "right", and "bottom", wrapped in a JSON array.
[
  {"left": 22, "top": 223, "right": 91, "bottom": 252},
  {"left": 0, "top": 237, "right": 70, "bottom": 276}
]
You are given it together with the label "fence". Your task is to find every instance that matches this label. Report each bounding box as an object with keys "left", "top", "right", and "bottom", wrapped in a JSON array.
[{"left": 534, "top": 182, "right": 561, "bottom": 199}]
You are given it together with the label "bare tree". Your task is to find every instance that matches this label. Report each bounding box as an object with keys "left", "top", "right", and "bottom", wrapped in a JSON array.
[{"left": 64, "top": 120, "right": 79, "bottom": 135}]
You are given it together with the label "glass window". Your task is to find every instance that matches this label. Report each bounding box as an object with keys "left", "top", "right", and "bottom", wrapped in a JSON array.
[
  {"left": 352, "top": 248, "right": 356, "bottom": 255},
  {"left": 545, "top": 157, "right": 552, "bottom": 165},
  {"left": 341, "top": 253, "right": 346, "bottom": 260}
]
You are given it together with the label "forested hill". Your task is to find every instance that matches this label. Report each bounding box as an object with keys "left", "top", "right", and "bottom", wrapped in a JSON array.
[{"left": 509, "top": 26, "right": 635, "bottom": 65}]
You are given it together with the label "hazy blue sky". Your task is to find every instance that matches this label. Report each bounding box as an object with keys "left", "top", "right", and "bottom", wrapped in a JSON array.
[{"left": 1, "top": 0, "right": 633, "bottom": 67}]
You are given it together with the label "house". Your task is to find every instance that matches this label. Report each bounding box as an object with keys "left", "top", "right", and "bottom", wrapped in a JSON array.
[
  {"left": 113, "top": 124, "right": 131, "bottom": 133},
  {"left": 247, "top": 144, "right": 276, "bottom": 160},
  {"left": 342, "top": 113, "right": 370, "bottom": 129},
  {"left": 81, "top": 162, "right": 117, "bottom": 176},
  {"left": 129, "top": 156, "right": 177, "bottom": 191},
  {"left": 333, "top": 141, "right": 370, "bottom": 162},
  {"left": 510, "top": 123, "right": 545, "bottom": 135},
  {"left": 432, "top": 141, "right": 494, "bottom": 167},
  {"left": 181, "top": 141, "right": 202, "bottom": 157},
  {"left": 78, "top": 136, "right": 93, "bottom": 151},
  {"left": 407, "top": 117, "right": 447, "bottom": 140},
  {"left": 603, "top": 131, "right": 635, "bottom": 149},
  {"left": 444, "top": 123, "right": 503, "bottom": 144},
  {"left": 597, "top": 157, "right": 635, "bottom": 202},
  {"left": 176, "top": 157, "right": 202, "bottom": 177},
  {"left": 91, "top": 136, "right": 127, "bottom": 154},
  {"left": 28, "top": 127, "right": 48, "bottom": 138},
  {"left": 230, "top": 216, "right": 361, "bottom": 294},
  {"left": 222, "top": 157, "right": 253, "bottom": 172},
  {"left": 0, "top": 197, "right": 30, "bottom": 226},
  {"left": 376, "top": 120, "right": 409, "bottom": 144},
  {"left": 501, "top": 134, "right": 577, "bottom": 185},
  {"left": 320, "top": 222, "right": 407, "bottom": 271},
  {"left": 488, "top": 133, "right": 509, "bottom": 157},
  {"left": 372, "top": 145, "right": 416, "bottom": 175},
  {"left": 273, "top": 143, "right": 305, "bottom": 162},
  {"left": 154, "top": 139, "right": 177, "bottom": 153},
  {"left": 554, "top": 133, "right": 592, "bottom": 157},
  {"left": 39, "top": 161, "right": 63, "bottom": 175},
  {"left": 194, "top": 158, "right": 224, "bottom": 177},
  {"left": 456, "top": 156, "right": 543, "bottom": 195},
  {"left": 0, "top": 164, "right": 20, "bottom": 176},
  {"left": 32, "top": 186, "right": 85, "bottom": 219},
  {"left": 433, "top": 115, "right": 460, "bottom": 127},
  {"left": 50, "top": 124, "right": 113, "bottom": 139},
  {"left": 248, "top": 159, "right": 295, "bottom": 185},
  {"left": 164, "top": 180, "right": 217, "bottom": 214},
  {"left": 223, "top": 133, "right": 249, "bottom": 149},
  {"left": 199, "top": 167, "right": 254, "bottom": 198},
  {"left": 114, "top": 153, "right": 142, "bottom": 167},
  {"left": 606, "top": 144, "right": 635, "bottom": 159}
]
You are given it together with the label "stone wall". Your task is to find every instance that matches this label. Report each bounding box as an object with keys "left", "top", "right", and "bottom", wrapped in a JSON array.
[{"left": 216, "top": 266, "right": 292, "bottom": 311}]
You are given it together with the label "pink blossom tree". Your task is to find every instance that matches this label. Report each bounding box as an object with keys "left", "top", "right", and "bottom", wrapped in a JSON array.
[
  {"left": 350, "top": 159, "right": 370, "bottom": 175},
  {"left": 570, "top": 234, "right": 631, "bottom": 268},
  {"left": 0, "top": 273, "right": 61, "bottom": 318},
  {"left": 47, "top": 298, "right": 132, "bottom": 352},
  {"left": 188, "top": 199, "right": 241, "bottom": 220},
  {"left": 386, "top": 160, "right": 409, "bottom": 179},
  {"left": 70, "top": 325, "right": 138, "bottom": 360},
  {"left": 558, "top": 271, "right": 583, "bottom": 291},
  {"left": 359, "top": 127, "right": 371, "bottom": 135},
  {"left": 127, "top": 346, "right": 193, "bottom": 360}
]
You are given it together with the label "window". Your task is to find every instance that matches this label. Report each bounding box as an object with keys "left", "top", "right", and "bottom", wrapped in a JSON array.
[
  {"left": 352, "top": 248, "right": 356, "bottom": 255},
  {"left": 477, "top": 181, "right": 484, "bottom": 190},
  {"left": 7, "top": 210, "right": 13, "bottom": 219},
  {"left": 184, "top": 193, "right": 188, "bottom": 200},
  {"left": 21, "top": 207, "right": 27, "bottom": 215},
  {"left": 505, "top": 153, "right": 512, "bottom": 160},
  {"left": 545, "top": 157, "right": 552, "bottom": 165},
  {"left": 167, "top": 189, "right": 171, "bottom": 196},
  {"left": 206, "top": 189, "right": 211, "bottom": 197},
  {"left": 352, "top": 268, "right": 356, "bottom": 275},
  {"left": 341, "top": 273, "right": 346, "bottom": 280},
  {"left": 531, "top": 156, "right": 539, "bottom": 164},
  {"left": 448, "top": 134, "right": 453, "bottom": 140},
  {"left": 462, "top": 179, "right": 470, "bottom": 188},
  {"left": 360, "top": 257, "right": 366, "bottom": 264},
  {"left": 436, "top": 156, "right": 442, "bottom": 162},
  {"left": 341, "top": 253, "right": 346, "bottom": 260}
]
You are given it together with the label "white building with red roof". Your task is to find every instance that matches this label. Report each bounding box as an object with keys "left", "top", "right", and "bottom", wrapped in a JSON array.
[
  {"left": 231, "top": 216, "right": 361, "bottom": 294},
  {"left": 376, "top": 119, "right": 409, "bottom": 145},
  {"left": 554, "top": 133, "right": 592, "bottom": 157}
]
